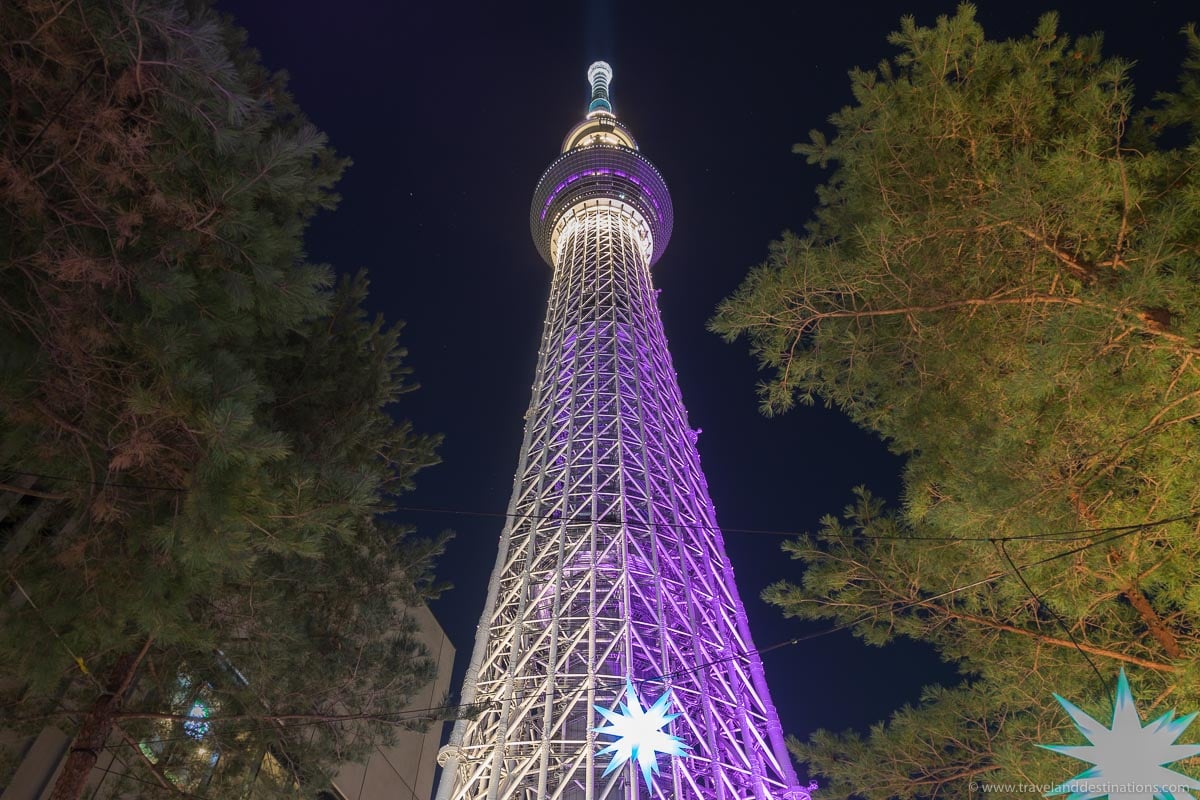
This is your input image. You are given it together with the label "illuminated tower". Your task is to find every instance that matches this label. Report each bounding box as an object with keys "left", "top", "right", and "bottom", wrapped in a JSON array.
[{"left": 436, "top": 63, "right": 811, "bottom": 800}]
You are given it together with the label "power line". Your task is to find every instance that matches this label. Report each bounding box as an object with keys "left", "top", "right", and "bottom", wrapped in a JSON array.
[
  {"left": 91, "top": 515, "right": 1166, "bottom": 754},
  {"left": 8, "top": 465, "right": 1182, "bottom": 747},
  {"left": 390, "top": 502, "right": 1199, "bottom": 544},
  {"left": 98, "top": 697, "right": 484, "bottom": 751},
  {"left": 8, "top": 465, "right": 1183, "bottom": 780},
  {"left": 994, "top": 539, "right": 1108, "bottom": 691},
  {"left": 88, "top": 750, "right": 213, "bottom": 800},
  {"left": 757, "top": 523, "right": 1152, "bottom": 658},
  {"left": 6, "top": 572, "right": 104, "bottom": 691},
  {"left": 8, "top": 466, "right": 1181, "bottom": 723},
  {"left": 3, "top": 468, "right": 184, "bottom": 494},
  {"left": 7, "top": 466, "right": 1196, "bottom": 544},
  {"left": 12, "top": 62, "right": 100, "bottom": 165}
]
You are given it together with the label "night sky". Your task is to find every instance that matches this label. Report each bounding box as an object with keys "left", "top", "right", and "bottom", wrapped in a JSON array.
[{"left": 220, "top": 0, "right": 1194, "bottom": 783}]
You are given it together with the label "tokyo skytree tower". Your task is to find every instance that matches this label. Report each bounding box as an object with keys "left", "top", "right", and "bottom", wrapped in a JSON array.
[{"left": 435, "top": 63, "right": 811, "bottom": 800}]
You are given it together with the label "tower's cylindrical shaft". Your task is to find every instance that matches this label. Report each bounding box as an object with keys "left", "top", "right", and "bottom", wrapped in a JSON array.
[{"left": 436, "top": 64, "right": 810, "bottom": 800}]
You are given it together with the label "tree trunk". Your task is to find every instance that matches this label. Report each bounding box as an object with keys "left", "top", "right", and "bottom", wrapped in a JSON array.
[{"left": 48, "top": 641, "right": 152, "bottom": 800}]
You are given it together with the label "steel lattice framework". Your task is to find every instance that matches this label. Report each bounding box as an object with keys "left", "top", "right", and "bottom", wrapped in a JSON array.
[{"left": 435, "top": 63, "right": 811, "bottom": 800}]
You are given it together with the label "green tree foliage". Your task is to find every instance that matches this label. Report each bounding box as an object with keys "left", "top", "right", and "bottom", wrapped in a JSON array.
[
  {"left": 0, "top": 1, "right": 446, "bottom": 797},
  {"left": 712, "top": 6, "right": 1200, "bottom": 798}
]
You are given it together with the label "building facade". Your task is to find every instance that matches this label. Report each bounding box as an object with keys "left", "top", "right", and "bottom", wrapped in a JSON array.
[
  {"left": 0, "top": 489, "right": 454, "bottom": 800},
  {"left": 325, "top": 605, "right": 454, "bottom": 800},
  {"left": 435, "top": 63, "right": 811, "bottom": 800}
]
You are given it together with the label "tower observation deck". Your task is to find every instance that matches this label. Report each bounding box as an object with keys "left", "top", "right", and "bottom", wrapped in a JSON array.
[{"left": 435, "top": 62, "right": 812, "bottom": 800}]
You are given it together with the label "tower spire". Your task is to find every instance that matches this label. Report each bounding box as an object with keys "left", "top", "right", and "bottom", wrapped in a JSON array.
[{"left": 587, "top": 60, "right": 613, "bottom": 115}]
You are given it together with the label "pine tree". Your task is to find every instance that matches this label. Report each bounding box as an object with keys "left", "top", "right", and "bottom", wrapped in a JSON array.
[
  {"left": 1, "top": 2, "right": 446, "bottom": 797},
  {"left": 712, "top": 6, "right": 1200, "bottom": 798}
]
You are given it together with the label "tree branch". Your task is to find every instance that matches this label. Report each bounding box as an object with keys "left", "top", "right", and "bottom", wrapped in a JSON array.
[
  {"left": 795, "top": 293, "right": 1200, "bottom": 355},
  {"left": 1010, "top": 224, "right": 1102, "bottom": 283},
  {"left": 0, "top": 481, "right": 69, "bottom": 501},
  {"left": 1121, "top": 583, "right": 1183, "bottom": 660},
  {"left": 923, "top": 603, "right": 1179, "bottom": 672},
  {"left": 111, "top": 723, "right": 180, "bottom": 794}
]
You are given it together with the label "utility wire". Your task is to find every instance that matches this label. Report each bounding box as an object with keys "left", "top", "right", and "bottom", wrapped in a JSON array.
[
  {"left": 994, "top": 539, "right": 1108, "bottom": 689},
  {"left": 757, "top": 523, "right": 1152, "bottom": 658},
  {"left": 88, "top": 747, "right": 215, "bottom": 800},
  {"left": 7, "top": 466, "right": 1181, "bottom": 767},
  {"left": 96, "top": 697, "right": 487, "bottom": 751},
  {"left": 6, "top": 467, "right": 1196, "bottom": 544},
  {"left": 390, "top": 503, "right": 1199, "bottom": 543},
  {"left": 3, "top": 469, "right": 184, "bottom": 494},
  {"left": 89, "top": 517, "right": 1163, "bottom": 753},
  {"left": 6, "top": 572, "right": 104, "bottom": 689},
  {"left": 12, "top": 62, "right": 100, "bottom": 165}
]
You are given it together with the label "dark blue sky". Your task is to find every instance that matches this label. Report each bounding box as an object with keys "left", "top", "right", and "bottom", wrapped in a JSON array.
[{"left": 219, "top": 0, "right": 1195, "bottom": 781}]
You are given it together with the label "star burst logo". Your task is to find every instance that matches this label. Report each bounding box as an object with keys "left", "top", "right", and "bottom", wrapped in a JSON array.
[
  {"left": 1040, "top": 669, "right": 1200, "bottom": 800},
  {"left": 594, "top": 679, "right": 689, "bottom": 788}
]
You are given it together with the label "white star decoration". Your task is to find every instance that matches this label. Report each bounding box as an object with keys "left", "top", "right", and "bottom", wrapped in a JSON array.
[
  {"left": 1041, "top": 669, "right": 1200, "bottom": 800},
  {"left": 594, "top": 679, "right": 689, "bottom": 789}
]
